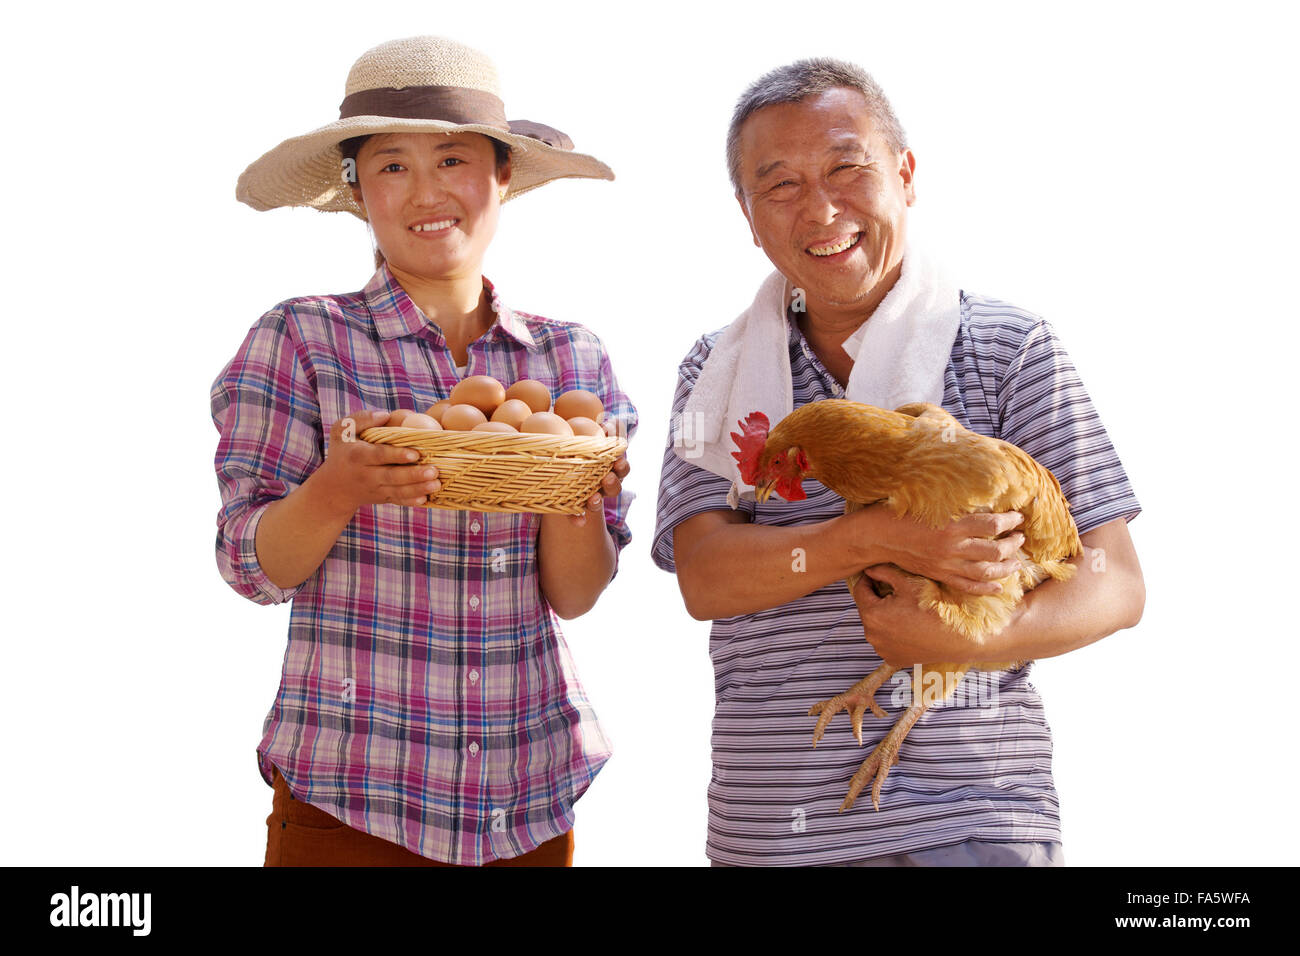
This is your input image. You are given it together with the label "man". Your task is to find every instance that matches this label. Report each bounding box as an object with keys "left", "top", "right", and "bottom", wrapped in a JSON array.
[{"left": 652, "top": 58, "right": 1144, "bottom": 866}]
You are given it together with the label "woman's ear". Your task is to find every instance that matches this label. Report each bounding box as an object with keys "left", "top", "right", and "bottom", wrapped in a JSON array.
[{"left": 350, "top": 184, "right": 367, "bottom": 220}]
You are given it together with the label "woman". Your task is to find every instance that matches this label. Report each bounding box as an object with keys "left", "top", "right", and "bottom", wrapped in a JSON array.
[{"left": 211, "top": 36, "right": 634, "bottom": 866}]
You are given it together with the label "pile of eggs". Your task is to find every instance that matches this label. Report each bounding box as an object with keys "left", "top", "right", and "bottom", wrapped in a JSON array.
[{"left": 385, "top": 377, "right": 607, "bottom": 437}]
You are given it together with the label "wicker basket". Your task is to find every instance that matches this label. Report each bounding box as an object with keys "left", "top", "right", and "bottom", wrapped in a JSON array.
[{"left": 360, "top": 426, "right": 627, "bottom": 514}]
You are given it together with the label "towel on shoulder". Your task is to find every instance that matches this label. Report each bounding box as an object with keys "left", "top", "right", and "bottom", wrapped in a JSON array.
[{"left": 673, "top": 239, "right": 962, "bottom": 503}]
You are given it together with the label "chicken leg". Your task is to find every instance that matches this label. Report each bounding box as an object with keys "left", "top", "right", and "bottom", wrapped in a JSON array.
[{"left": 812, "top": 663, "right": 968, "bottom": 812}]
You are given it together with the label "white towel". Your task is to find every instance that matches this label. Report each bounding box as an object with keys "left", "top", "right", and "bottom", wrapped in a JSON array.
[{"left": 672, "top": 239, "right": 961, "bottom": 504}]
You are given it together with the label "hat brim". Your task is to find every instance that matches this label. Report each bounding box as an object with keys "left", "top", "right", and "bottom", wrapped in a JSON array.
[{"left": 236, "top": 116, "right": 613, "bottom": 218}]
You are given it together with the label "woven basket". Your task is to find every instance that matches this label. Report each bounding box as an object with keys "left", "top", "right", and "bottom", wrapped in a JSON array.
[{"left": 360, "top": 426, "right": 627, "bottom": 514}]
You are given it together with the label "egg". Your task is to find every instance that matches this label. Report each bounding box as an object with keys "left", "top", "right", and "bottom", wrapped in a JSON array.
[
  {"left": 490, "top": 398, "right": 533, "bottom": 430},
  {"left": 553, "top": 388, "right": 603, "bottom": 422},
  {"left": 565, "top": 416, "right": 605, "bottom": 437},
  {"left": 599, "top": 414, "right": 627, "bottom": 438},
  {"left": 504, "top": 379, "right": 552, "bottom": 414},
  {"left": 401, "top": 413, "right": 442, "bottom": 430},
  {"left": 425, "top": 399, "right": 452, "bottom": 423},
  {"left": 440, "top": 403, "right": 489, "bottom": 431},
  {"left": 520, "top": 412, "right": 574, "bottom": 436},
  {"left": 449, "top": 376, "right": 506, "bottom": 415},
  {"left": 472, "top": 421, "right": 519, "bottom": 433},
  {"left": 386, "top": 409, "right": 415, "bottom": 427}
]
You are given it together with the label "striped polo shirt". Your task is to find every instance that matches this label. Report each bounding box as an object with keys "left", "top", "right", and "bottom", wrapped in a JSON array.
[
  {"left": 211, "top": 263, "right": 636, "bottom": 865},
  {"left": 652, "top": 291, "right": 1141, "bottom": 866}
]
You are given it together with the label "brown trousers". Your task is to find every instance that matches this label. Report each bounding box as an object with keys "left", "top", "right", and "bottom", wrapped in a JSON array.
[{"left": 264, "top": 766, "right": 574, "bottom": 867}]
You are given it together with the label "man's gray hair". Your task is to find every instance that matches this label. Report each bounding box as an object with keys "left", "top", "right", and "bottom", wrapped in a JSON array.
[{"left": 726, "top": 57, "right": 908, "bottom": 194}]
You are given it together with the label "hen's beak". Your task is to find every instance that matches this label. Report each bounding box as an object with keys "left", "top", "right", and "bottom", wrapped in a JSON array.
[{"left": 754, "top": 479, "right": 776, "bottom": 503}]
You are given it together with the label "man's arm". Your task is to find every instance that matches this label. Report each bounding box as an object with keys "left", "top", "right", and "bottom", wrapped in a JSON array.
[
  {"left": 854, "top": 516, "right": 1144, "bottom": 665},
  {"left": 672, "top": 504, "right": 1027, "bottom": 621}
]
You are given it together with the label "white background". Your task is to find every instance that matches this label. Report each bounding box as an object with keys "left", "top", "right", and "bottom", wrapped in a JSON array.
[{"left": 3, "top": 0, "right": 1297, "bottom": 866}]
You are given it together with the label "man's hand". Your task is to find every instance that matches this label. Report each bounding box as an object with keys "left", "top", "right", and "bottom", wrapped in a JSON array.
[
  {"left": 850, "top": 517, "right": 1144, "bottom": 666},
  {"left": 867, "top": 507, "right": 1025, "bottom": 596},
  {"left": 314, "top": 410, "right": 443, "bottom": 515},
  {"left": 849, "top": 565, "right": 994, "bottom": 666}
]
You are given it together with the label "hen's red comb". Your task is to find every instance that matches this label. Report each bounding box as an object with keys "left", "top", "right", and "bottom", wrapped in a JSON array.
[{"left": 729, "top": 411, "right": 771, "bottom": 485}]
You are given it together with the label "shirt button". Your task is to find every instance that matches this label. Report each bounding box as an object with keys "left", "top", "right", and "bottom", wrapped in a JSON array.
[
  {"left": 469, "top": 595, "right": 480, "bottom": 610},
  {"left": 469, "top": 742, "right": 480, "bottom": 757},
  {"left": 470, "top": 519, "right": 481, "bottom": 534},
  {"left": 469, "top": 669, "right": 480, "bottom": 684}
]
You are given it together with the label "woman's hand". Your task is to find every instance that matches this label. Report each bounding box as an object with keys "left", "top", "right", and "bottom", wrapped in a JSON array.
[
  {"left": 313, "top": 410, "right": 443, "bottom": 515},
  {"left": 254, "top": 409, "right": 440, "bottom": 591},
  {"left": 865, "top": 506, "right": 1025, "bottom": 596},
  {"left": 565, "top": 451, "right": 629, "bottom": 528}
]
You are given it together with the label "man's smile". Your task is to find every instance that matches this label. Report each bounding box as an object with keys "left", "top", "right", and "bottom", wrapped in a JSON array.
[{"left": 806, "top": 232, "right": 862, "bottom": 257}]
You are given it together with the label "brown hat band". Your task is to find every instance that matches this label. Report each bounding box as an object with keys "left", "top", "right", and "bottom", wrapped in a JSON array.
[
  {"left": 339, "top": 85, "right": 511, "bottom": 130},
  {"left": 338, "top": 86, "right": 576, "bottom": 151}
]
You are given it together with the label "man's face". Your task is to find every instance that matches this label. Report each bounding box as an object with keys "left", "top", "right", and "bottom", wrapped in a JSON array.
[{"left": 735, "top": 88, "right": 916, "bottom": 316}]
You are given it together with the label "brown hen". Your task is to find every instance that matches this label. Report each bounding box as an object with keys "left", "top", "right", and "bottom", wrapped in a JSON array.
[{"left": 731, "top": 399, "right": 1082, "bottom": 811}]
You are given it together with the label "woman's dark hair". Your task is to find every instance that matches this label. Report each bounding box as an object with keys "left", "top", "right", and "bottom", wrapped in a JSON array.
[{"left": 340, "top": 134, "right": 513, "bottom": 268}]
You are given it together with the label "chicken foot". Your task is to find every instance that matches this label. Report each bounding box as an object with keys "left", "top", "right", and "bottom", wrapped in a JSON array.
[
  {"left": 808, "top": 663, "right": 899, "bottom": 747},
  {"left": 838, "top": 664, "right": 969, "bottom": 813}
]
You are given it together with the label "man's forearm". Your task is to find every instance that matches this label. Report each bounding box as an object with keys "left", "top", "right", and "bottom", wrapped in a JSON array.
[
  {"left": 988, "top": 518, "right": 1144, "bottom": 662},
  {"left": 674, "top": 507, "right": 884, "bottom": 620}
]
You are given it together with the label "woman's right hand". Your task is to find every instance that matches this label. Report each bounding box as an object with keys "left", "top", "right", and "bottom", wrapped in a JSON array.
[
  {"left": 314, "top": 410, "right": 443, "bottom": 513},
  {"left": 864, "top": 505, "right": 1025, "bottom": 595}
]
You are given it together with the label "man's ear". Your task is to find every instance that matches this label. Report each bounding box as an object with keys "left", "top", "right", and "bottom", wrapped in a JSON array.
[
  {"left": 899, "top": 149, "right": 917, "bottom": 206},
  {"left": 736, "top": 190, "right": 762, "bottom": 248}
]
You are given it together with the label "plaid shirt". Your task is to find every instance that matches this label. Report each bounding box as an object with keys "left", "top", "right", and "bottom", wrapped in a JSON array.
[{"left": 211, "top": 263, "right": 636, "bottom": 865}]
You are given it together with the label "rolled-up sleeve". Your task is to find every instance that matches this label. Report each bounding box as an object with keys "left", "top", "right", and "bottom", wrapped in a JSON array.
[{"left": 210, "top": 306, "right": 323, "bottom": 605}]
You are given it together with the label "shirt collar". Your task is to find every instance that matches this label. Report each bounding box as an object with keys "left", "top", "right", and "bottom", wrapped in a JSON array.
[
  {"left": 363, "top": 262, "right": 537, "bottom": 350},
  {"left": 785, "top": 304, "right": 846, "bottom": 398}
]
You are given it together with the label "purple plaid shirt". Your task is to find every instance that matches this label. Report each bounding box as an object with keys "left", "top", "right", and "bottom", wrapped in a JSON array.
[{"left": 211, "top": 263, "right": 636, "bottom": 865}]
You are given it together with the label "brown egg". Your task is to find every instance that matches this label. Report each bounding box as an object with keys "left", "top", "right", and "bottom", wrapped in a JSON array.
[
  {"left": 504, "top": 379, "right": 552, "bottom": 414},
  {"left": 599, "top": 414, "right": 626, "bottom": 438},
  {"left": 440, "top": 403, "right": 489, "bottom": 431},
  {"left": 520, "top": 411, "right": 574, "bottom": 436},
  {"left": 472, "top": 421, "right": 519, "bottom": 433},
  {"left": 553, "top": 388, "right": 603, "bottom": 422},
  {"left": 449, "top": 376, "right": 506, "bottom": 415},
  {"left": 401, "top": 413, "right": 442, "bottom": 430},
  {"left": 425, "top": 399, "right": 452, "bottom": 423},
  {"left": 565, "top": 416, "right": 605, "bottom": 437},
  {"left": 387, "top": 409, "right": 415, "bottom": 427},
  {"left": 490, "top": 398, "right": 533, "bottom": 430}
]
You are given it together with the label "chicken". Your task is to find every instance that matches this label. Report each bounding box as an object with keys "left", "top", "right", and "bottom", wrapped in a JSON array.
[{"left": 730, "top": 399, "right": 1082, "bottom": 811}]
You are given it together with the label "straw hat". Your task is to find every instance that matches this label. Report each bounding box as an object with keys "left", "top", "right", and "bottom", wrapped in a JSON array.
[{"left": 236, "top": 36, "right": 613, "bottom": 218}]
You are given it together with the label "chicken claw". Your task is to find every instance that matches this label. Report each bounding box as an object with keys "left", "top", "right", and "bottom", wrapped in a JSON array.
[
  {"left": 808, "top": 664, "right": 899, "bottom": 747},
  {"left": 840, "top": 701, "right": 927, "bottom": 812}
]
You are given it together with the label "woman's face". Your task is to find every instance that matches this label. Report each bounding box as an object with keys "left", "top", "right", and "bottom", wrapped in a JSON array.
[{"left": 350, "top": 131, "right": 509, "bottom": 283}]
